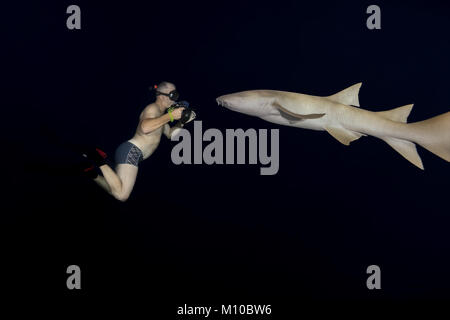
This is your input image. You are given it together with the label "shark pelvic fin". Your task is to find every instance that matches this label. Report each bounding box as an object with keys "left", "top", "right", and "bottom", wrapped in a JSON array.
[
  {"left": 327, "top": 83, "right": 362, "bottom": 107},
  {"left": 272, "top": 102, "right": 325, "bottom": 119},
  {"left": 382, "top": 137, "right": 424, "bottom": 169},
  {"left": 325, "top": 126, "right": 364, "bottom": 145},
  {"left": 377, "top": 104, "right": 414, "bottom": 123}
]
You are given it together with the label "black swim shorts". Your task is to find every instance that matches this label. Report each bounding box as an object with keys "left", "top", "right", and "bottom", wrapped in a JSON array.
[{"left": 115, "top": 141, "right": 144, "bottom": 167}]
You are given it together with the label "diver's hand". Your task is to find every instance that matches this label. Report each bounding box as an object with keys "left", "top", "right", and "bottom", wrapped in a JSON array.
[{"left": 171, "top": 107, "right": 185, "bottom": 120}]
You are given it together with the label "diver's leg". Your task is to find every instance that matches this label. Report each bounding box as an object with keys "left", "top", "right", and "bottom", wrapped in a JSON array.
[
  {"left": 93, "top": 174, "right": 112, "bottom": 194},
  {"left": 87, "top": 141, "right": 141, "bottom": 201},
  {"left": 98, "top": 163, "right": 138, "bottom": 201},
  {"left": 115, "top": 164, "right": 139, "bottom": 200}
]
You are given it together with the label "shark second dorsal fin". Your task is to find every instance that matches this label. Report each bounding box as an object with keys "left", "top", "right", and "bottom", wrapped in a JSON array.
[
  {"left": 272, "top": 102, "right": 325, "bottom": 119},
  {"left": 327, "top": 83, "right": 362, "bottom": 107},
  {"left": 377, "top": 104, "right": 413, "bottom": 123}
]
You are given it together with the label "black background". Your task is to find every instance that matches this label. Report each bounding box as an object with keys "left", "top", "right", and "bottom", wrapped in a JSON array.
[{"left": 3, "top": 0, "right": 450, "bottom": 315}]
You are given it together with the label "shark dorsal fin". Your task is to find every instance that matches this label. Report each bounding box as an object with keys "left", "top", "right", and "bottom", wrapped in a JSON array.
[
  {"left": 327, "top": 83, "right": 362, "bottom": 107},
  {"left": 272, "top": 102, "right": 325, "bottom": 119},
  {"left": 377, "top": 104, "right": 414, "bottom": 123}
]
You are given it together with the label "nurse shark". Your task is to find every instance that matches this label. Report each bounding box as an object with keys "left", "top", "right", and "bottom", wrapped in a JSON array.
[{"left": 217, "top": 83, "right": 450, "bottom": 169}]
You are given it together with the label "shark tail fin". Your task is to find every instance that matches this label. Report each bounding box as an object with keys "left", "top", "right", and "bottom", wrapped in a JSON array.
[
  {"left": 411, "top": 111, "right": 450, "bottom": 163},
  {"left": 327, "top": 82, "right": 362, "bottom": 107}
]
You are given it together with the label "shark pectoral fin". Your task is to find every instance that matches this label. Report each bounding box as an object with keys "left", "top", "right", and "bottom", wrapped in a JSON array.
[
  {"left": 382, "top": 137, "right": 424, "bottom": 170},
  {"left": 327, "top": 82, "right": 362, "bottom": 107},
  {"left": 272, "top": 102, "right": 325, "bottom": 119},
  {"left": 278, "top": 109, "right": 304, "bottom": 124},
  {"left": 325, "top": 126, "right": 363, "bottom": 146}
]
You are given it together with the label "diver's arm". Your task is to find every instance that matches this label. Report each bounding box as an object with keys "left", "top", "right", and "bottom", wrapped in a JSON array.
[
  {"left": 140, "top": 108, "right": 184, "bottom": 134},
  {"left": 140, "top": 113, "right": 172, "bottom": 134}
]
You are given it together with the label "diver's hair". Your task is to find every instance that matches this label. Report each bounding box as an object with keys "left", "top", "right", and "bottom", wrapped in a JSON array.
[{"left": 156, "top": 81, "right": 175, "bottom": 93}]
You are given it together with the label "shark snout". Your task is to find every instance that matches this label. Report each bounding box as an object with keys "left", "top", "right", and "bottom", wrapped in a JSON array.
[
  {"left": 216, "top": 91, "right": 267, "bottom": 117},
  {"left": 216, "top": 93, "right": 241, "bottom": 109},
  {"left": 216, "top": 97, "right": 224, "bottom": 106},
  {"left": 216, "top": 95, "right": 229, "bottom": 107}
]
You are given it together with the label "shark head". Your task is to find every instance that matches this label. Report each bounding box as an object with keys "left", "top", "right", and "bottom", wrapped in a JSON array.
[
  {"left": 216, "top": 90, "right": 276, "bottom": 118},
  {"left": 217, "top": 90, "right": 327, "bottom": 130}
]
